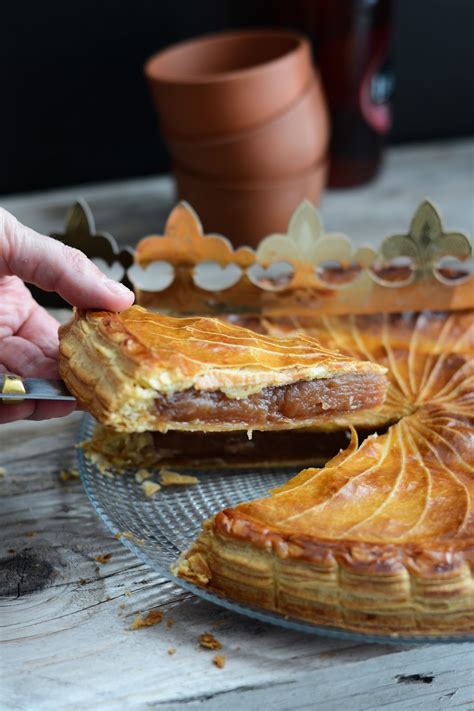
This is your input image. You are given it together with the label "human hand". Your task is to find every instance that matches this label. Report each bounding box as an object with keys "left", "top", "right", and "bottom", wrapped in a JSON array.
[{"left": 0, "top": 207, "right": 134, "bottom": 424}]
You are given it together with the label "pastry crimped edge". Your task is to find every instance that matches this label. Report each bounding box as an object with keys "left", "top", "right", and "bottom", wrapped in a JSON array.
[
  {"left": 58, "top": 306, "right": 388, "bottom": 433},
  {"left": 175, "top": 509, "right": 474, "bottom": 636}
]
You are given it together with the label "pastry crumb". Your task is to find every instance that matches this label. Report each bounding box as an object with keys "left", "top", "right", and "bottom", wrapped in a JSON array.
[
  {"left": 0, "top": 466, "right": 7, "bottom": 476},
  {"left": 129, "top": 609, "right": 164, "bottom": 630},
  {"left": 114, "top": 531, "right": 145, "bottom": 544},
  {"left": 82, "top": 446, "right": 116, "bottom": 478},
  {"left": 159, "top": 469, "right": 199, "bottom": 486},
  {"left": 213, "top": 654, "right": 226, "bottom": 669},
  {"left": 174, "top": 551, "right": 211, "bottom": 585},
  {"left": 142, "top": 480, "right": 161, "bottom": 497},
  {"left": 79, "top": 578, "right": 88, "bottom": 585},
  {"left": 59, "top": 468, "right": 80, "bottom": 482},
  {"left": 119, "top": 603, "right": 126, "bottom": 609},
  {"left": 124, "top": 590, "right": 132, "bottom": 597},
  {"left": 166, "top": 618, "right": 174, "bottom": 629},
  {"left": 95, "top": 553, "right": 113, "bottom": 564},
  {"left": 135, "top": 468, "right": 153, "bottom": 483},
  {"left": 198, "top": 633, "right": 222, "bottom": 650},
  {"left": 81, "top": 429, "right": 159, "bottom": 474},
  {"left": 24, "top": 531, "right": 37, "bottom": 537},
  {"left": 168, "top": 647, "right": 176, "bottom": 656}
]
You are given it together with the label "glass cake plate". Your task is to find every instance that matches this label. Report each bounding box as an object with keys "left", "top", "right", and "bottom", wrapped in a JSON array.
[{"left": 78, "top": 414, "right": 471, "bottom": 644}]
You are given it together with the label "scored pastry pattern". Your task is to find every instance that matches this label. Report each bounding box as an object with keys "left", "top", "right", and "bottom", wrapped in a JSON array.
[
  {"left": 178, "top": 310, "right": 474, "bottom": 635},
  {"left": 243, "top": 311, "right": 473, "bottom": 545}
]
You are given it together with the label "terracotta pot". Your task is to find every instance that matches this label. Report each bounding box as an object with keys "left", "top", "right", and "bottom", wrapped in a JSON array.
[
  {"left": 145, "top": 29, "right": 313, "bottom": 140},
  {"left": 166, "top": 74, "right": 329, "bottom": 181},
  {"left": 174, "top": 161, "right": 327, "bottom": 247}
]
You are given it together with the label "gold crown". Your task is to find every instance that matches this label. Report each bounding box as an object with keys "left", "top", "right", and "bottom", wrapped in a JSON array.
[
  {"left": 132, "top": 199, "right": 473, "bottom": 316},
  {"left": 38, "top": 198, "right": 473, "bottom": 316}
]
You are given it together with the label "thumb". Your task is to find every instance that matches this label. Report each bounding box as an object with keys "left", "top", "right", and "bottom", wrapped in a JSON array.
[{"left": 0, "top": 207, "right": 134, "bottom": 310}]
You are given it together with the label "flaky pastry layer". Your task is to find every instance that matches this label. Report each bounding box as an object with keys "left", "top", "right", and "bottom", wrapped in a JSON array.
[{"left": 176, "top": 509, "right": 474, "bottom": 636}]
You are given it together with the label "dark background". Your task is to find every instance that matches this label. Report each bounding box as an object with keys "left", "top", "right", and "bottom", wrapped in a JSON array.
[{"left": 2, "top": 0, "right": 473, "bottom": 194}]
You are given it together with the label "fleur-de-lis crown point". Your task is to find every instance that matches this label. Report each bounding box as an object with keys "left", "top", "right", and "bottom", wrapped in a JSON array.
[
  {"left": 255, "top": 200, "right": 375, "bottom": 269},
  {"left": 380, "top": 200, "right": 472, "bottom": 274}
]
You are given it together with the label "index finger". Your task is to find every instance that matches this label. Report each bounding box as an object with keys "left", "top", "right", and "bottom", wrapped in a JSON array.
[{"left": 0, "top": 208, "right": 135, "bottom": 310}]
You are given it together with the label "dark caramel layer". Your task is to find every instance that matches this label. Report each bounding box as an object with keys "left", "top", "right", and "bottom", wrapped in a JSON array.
[
  {"left": 155, "top": 373, "right": 386, "bottom": 428},
  {"left": 150, "top": 428, "right": 366, "bottom": 467}
]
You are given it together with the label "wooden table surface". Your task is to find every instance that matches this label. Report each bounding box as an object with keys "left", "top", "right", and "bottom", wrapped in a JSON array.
[{"left": 1, "top": 140, "right": 474, "bottom": 710}]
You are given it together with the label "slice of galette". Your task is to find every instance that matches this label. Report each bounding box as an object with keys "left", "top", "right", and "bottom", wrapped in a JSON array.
[{"left": 59, "top": 306, "right": 387, "bottom": 433}]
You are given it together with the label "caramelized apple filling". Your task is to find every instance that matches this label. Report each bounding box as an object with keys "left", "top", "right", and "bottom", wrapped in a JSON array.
[{"left": 155, "top": 373, "right": 386, "bottom": 427}]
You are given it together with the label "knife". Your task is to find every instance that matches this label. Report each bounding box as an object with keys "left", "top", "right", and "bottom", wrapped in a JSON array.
[{"left": 1, "top": 373, "right": 76, "bottom": 403}]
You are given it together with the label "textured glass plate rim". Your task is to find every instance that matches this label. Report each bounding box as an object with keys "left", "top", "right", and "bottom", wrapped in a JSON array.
[{"left": 77, "top": 414, "right": 472, "bottom": 645}]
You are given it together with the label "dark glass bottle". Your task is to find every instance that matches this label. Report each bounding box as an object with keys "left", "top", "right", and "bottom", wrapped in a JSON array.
[{"left": 274, "top": 0, "right": 394, "bottom": 187}]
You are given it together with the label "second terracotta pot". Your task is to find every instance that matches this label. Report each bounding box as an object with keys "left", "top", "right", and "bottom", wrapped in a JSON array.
[
  {"left": 166, "top": 73, "right": 329, "bottom": 181},
  {"left": 174, "top": 162, "right": 327, "bottom": 247}
]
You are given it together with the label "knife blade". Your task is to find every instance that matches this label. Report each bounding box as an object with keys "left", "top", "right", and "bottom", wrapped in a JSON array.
[{"left": 1, "top": 374, "right": 76, "bottom": 402}]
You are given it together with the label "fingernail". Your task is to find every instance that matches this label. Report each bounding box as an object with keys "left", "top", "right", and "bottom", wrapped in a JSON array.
[{"left": 105, "top": 280, "right": 133, "bottom": 297}]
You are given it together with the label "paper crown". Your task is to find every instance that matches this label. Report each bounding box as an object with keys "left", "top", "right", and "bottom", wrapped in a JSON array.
[
  {"left": 133, "top": 199, "right": 473, "bottom": 316},
  {"left": 37, "top": 198, "right": 473, "bottom": 315}
]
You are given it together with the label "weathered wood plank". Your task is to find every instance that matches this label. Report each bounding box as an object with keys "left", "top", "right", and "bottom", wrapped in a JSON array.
[{"left": 1, "top": 415, "right": 472, "bottom": 709}]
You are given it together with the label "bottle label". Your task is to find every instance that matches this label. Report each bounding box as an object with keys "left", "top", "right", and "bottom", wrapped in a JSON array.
[{"left": 360, "top": 43, "right": 394, "bottom": 134}]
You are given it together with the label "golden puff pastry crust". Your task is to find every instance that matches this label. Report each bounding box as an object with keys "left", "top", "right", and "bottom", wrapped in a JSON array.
[
  {"left": 58, "top": 306, "right": 387, "bottom": 433},
  {"left": 177, "top": 310, "right": 474, "bottom": 636}
]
